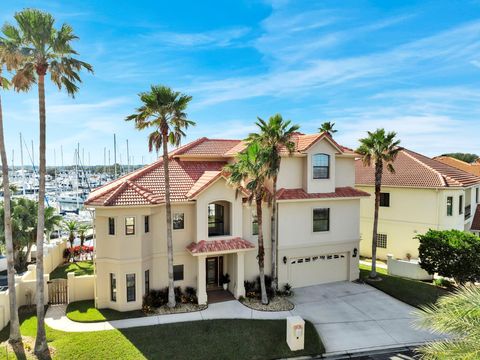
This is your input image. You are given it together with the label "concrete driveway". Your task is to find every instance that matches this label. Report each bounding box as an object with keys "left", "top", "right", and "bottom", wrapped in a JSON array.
[{"left": 290, "top": 281, "right": 442, "bottom": 355}]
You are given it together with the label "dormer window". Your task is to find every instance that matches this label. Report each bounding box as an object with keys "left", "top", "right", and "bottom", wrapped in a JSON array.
[{"left": 312, "top": 154, "right": 330, "bottom": 179}]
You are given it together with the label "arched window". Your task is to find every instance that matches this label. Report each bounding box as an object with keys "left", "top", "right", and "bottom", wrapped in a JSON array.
[{"left": 312, "top": 154, "right": 330, "bottom": 179}]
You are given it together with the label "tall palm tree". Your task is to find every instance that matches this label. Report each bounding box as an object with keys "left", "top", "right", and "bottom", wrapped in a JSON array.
[
  {"left": 356, "top": 129, "right": 400, "bottom": 279},
  {"left": 414, "top": 286, "right": 480, "bottom": 359},
  {"left": 77, "top": 223, "right": 90, "bottom": 251},
  {"left": 63, "top": 220, "right": 78, "bottom": 261},
  {"left": 126, "top": 85, "right": 194, "bottom": 308},
  {"left": 1, "top": 9, "right": 93, "bottom": 354},
  {"left": 225, "top": 142, "right": 269, "bottom": 304},
  {"left": 0, "top": 57, "right": 21, "bottom": 343},
  {"left": 318, "top": 121, "right": 337, "bottom": 135},
  {"left": 246, "top": 114, "right": 299, "bottom": 291}
]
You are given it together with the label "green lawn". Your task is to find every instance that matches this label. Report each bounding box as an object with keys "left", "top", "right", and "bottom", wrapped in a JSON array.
[
  {"left": 0, "top": 308, "right": 324, "bottom": 359},
  {"left": 360, "top": 263, "right": 449, "bottom": 308},
  {"left": 49, "top": 261, "right": 94, "bottom": 279},
  {"left": 67, "top": 300, "right": 145, "bottom": 322}
]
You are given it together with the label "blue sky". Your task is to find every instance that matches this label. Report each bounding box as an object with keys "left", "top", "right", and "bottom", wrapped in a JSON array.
[{"left": 1, "top": 0, "right": 480, "bottom": 166}]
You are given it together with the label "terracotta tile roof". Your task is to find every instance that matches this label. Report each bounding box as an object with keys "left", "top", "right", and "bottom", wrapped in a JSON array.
[
  {"left": 472, "top": 206, "right": 480, "bottom": 231},
  {"left": 434, "top": 156, "right": 480, "bottom": 177},
  {"left": 276, "top": 187, "right": 370, "bottom": 200},
  {"left": 355, "top": 148, "right": 480, "bottom": 188},
  {"left": 171, "top": 137, "right": 241, "bottom": 157},
  {"left": 85, "top": 159, "right": 227, "bottom": 206},
  {"left": 224, "top": 132, "right": 352, "bottom": 157},
  {"left": 186, "top": 238, "right": 255, "bottom": 254}
]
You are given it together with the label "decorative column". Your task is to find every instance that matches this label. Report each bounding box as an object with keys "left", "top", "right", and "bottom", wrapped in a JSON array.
[
  {"left": 234, "top": 252, "right": 245, "bottom": 298},
  {"left": 197, "top": 256, "right": 207, "bottom": 304}
]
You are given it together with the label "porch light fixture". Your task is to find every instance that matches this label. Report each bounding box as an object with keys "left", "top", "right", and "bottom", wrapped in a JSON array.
[
  {"left": 352, "top": 248, "right": 358, "bottom": 258},
  {"left": 283, "top": 256, "right": 287, "bottom": 264}
]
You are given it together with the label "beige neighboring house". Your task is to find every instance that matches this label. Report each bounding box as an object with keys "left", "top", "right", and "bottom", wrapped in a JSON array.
[
  {"left": 85, "top": 132, "right": 369, "bottom": 311},
  {"left": 434, "top": 155, "right": 480, "bottom": 177},
  {"left": 356, "top": 148, "right": 480, "bottom": 261}
]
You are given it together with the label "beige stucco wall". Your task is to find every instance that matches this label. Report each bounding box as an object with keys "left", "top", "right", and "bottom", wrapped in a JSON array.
[
  {"left": 276, "top": 198, "right": 361, "bottom": 287},
  {"left": 357, "top": 185, "right": 479, "bottom": 260},
  {"left": 335, "top": 157, "right": 355, "bottom": 188},
  {"left": 277, "top": 157, "right": 304, "bottom": 190},
  {"left": 68, "top": 273, "right": 95, "bottom": 303}
]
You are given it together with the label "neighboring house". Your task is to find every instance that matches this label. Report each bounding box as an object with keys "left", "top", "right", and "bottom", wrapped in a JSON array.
[
  {"left": 86, "top": 133, "right": 368, "bottom": 311},
  {"left": 434, "top": 156, "right": 480, "bottom": 177},
  {"left": 356, "top": 148, "right": 480, "bottom": 260}
]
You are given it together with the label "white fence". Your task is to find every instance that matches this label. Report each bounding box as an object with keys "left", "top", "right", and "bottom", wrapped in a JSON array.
[
  {"left": 387, "top": 254, "right": 433, "bottom": 281},
  {"left": 0, "top": 240, "right": 68, "bottom": 330}
]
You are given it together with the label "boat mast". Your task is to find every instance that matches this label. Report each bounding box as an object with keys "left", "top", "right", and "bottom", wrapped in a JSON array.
[
  {"left": 113, "top": 134, "right": 117, "bottom": 179},
  {"left": 20, "top": 133, "right": 25, "bottom": 196},
  {"left": 126, "top": 139, "right": 130, "bottom": 174},
  {"left": 75, "top": 148, "right": 79, "bottom": 210}
]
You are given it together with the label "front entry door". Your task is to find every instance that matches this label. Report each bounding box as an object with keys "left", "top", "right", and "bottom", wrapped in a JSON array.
[{"left": 206, "top": 257, "right": 218, "bottom": 287}]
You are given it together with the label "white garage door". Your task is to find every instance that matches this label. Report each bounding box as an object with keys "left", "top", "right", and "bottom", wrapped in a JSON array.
[{"left": 288, "top": 253, "right": 349, "bottom": 288}]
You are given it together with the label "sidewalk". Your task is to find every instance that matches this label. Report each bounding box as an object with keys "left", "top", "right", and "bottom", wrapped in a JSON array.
[{"left": 45, "top": 300, "right": 293, "bottom": 332}]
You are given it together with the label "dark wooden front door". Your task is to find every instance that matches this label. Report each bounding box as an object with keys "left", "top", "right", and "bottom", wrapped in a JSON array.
[{"left": 206, "top": 256, "right": 224, "bottom": 288}]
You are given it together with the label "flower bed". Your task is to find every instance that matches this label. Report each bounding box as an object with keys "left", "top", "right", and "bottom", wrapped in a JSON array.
[{"left": 241, "top": 296, "right": 294, "bottom": 311}]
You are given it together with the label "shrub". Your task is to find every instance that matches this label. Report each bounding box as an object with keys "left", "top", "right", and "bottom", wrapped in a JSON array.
[
  {"left": 282, "top": 283, "right": 293, "bottom": 297},
  {"left": 244, "top": 280, "right": 257, "bottom": 298},
  {"left": 256, "top": 275, "right": 274, "bottom": 298},
  {"left": 185, "top": 286, "right": 197, "bottom": 303},
  {"left": 174, "top": 286, "right": 183, "bottom": 303},
  {"left": 418, "top": 229, "right": 480, "bottom": 284},
  {"left": 433, "top": 277, "right": 453, "bottom": 288}
]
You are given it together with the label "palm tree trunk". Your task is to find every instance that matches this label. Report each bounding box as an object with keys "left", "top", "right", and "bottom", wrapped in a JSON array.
[
  {"left": 370, "top": 161, "right": 383, "bottom": 279},
  {"left": 162, "top": 133, "right": 175, "bottom": 308},
  {"left": 34, "top": 74, "right": 48, "bottom": 355},
  {"left": 271, "top": 175, "right": 278, "bottom": 292},
  {"left": 0, "top": 94, "right": 21, "bottom": 342},
  {"left": 256, "top": 197, "right": 268, "bottom": 305}
]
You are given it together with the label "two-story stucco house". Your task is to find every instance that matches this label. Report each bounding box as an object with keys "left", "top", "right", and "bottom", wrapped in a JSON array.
[
  {"left": 356, "top": 148, "right": 480, "bottom": 260},
  {"left": 85, "top": 132, "right": 369, "bottom": 311}
]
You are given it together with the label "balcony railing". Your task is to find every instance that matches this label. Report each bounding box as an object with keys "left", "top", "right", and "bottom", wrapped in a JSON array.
[{"left": 465, "top": 205, "right": 471, "bottom": 219}]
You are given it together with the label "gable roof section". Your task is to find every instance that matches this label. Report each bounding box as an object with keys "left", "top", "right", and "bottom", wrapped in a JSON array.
[
  {"left": 85, "top": 159, "right": 227, "bottom": 206},
  {"left": 434, "top": 156, "right": 480, "bottom": 177},
  {"left": 171, "top": 137, "right": 241, "bottom": 158},
  {"left": 223, "top": 132, "right": 352, "bottom": 157},
  {"left": 355, "top": 148, "right": 480, "bottom": 188}
]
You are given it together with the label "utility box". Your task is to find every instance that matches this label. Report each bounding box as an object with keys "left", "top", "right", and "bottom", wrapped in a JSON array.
[{"left": 286, "top": 316, "right": 305, "bottom": 351}]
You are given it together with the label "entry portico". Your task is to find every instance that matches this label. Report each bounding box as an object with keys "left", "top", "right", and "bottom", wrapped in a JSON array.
[{"left": 187, "top": 238, "right": 255, "bottom": 304}]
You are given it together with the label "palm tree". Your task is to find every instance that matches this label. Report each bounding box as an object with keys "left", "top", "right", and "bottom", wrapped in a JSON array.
[
  {"left": 356, "top": 129, "right": 400, "bottom": 279},
  {"left": 414, "top": 286, "right": 480, "bottom": 359},
  {"left": 2, "top": 9, "right": 93, "bottom": 354},
  {"left": 0, "top": 55, "right": 21, "bottom": 343},
  {"left": 126, "top": 85, "right": 194, "bottom": 308},
  {"left": 225, "top": 142, "right": 270, "bottom": 304},
  {"left": 63, "top": 220, "right": 78, "bottom": 261},
  {"left": 77, "top": 224, "right": 90, "bottom": 251},
  {"left": 246, "top": 114, "right": 299, "bottom": 291},
  {"left": 318, "top": 121, "right": 337, "bottom": 135}
]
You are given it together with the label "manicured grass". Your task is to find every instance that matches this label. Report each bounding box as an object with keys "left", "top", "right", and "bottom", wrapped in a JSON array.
[
  {"left": 67, "top": 300, "right": 145, "bottom": 322},
  {"left": 49, "top": 261, "right": 94, "bottom": 279},
  {"left": 0, "top": 308, "right": 324, "bottom": 359},
  {"left": 360, "top": 264, "right": 449, "bottom": 308}
]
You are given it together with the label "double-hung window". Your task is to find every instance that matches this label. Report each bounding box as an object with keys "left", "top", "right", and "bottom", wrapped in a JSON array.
[
  {"left": 252, "top": 211, "right": 258, "bottom": 235},
  {"left": 173, "top": 265, "right": 184, "bottom": 281},
  {"left": 312, "top": 154, "right": 330, "bottom": 179},
  {"left": 125, "top": 217, "right": 135, "bottom": 235},
  {"left": 110, "top": 273, "right": 117, "bottom": 302},
  {"left": 459, "top": 195, "right": 464, "bottom": 215},
  {"left": 447, "top": 196, "right": 453, "bottom": 216},
  {"left": 313, "top": 208, "right": 330, "bottom": 232},
  {"left": 144, "top": 216, "right": 150, "bottom": 233},
  {"left": 173, "top": 213, "right": 185, "bottom": 230},
  {"left": 108, "top": 217, "right": 115, "bottom": 235},
  {"left": 380, "top": 193, "right": 390, "bottom": 207},
  {"left": 145, "top": 270, "right": 150, "bottom": 295},
  {"left": 126, "top": 274, "right": 136, "bottom": 302}
]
